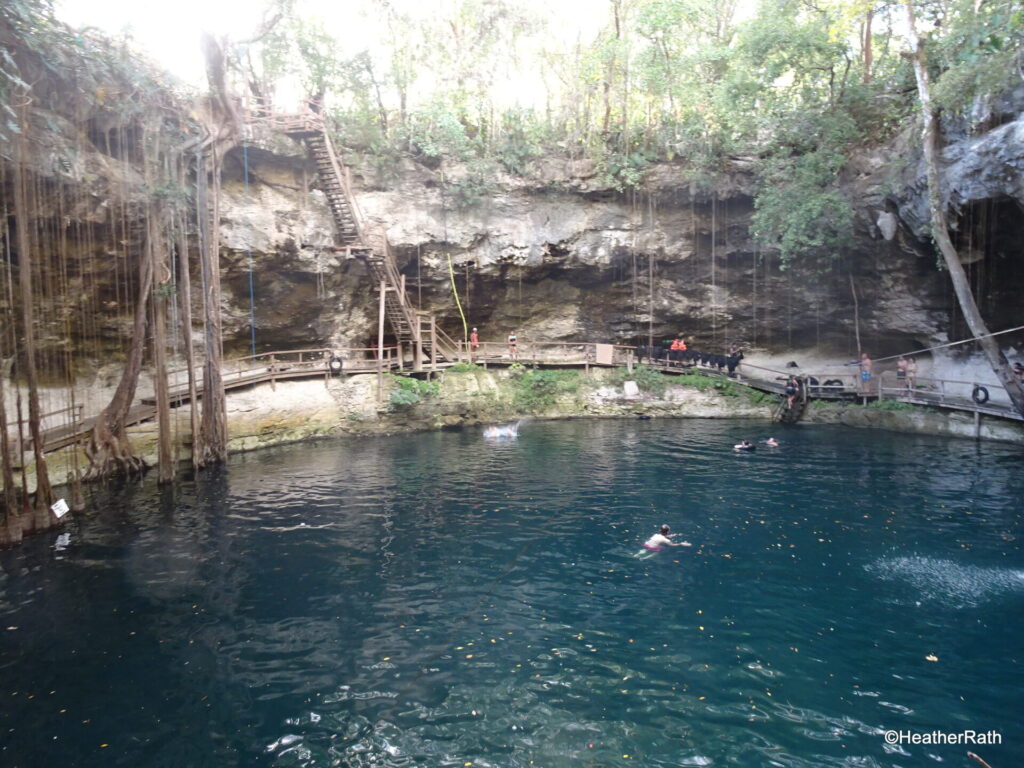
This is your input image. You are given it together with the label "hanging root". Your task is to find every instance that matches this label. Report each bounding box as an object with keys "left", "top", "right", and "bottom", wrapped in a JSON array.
[{"left": 68, "top": 472, "right": 86, "bottom": 513}]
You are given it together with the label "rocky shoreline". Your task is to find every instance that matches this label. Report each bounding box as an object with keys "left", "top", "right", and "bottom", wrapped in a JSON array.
[{"left": 28, "top": 368, "right": 1024, "bottom": 501}]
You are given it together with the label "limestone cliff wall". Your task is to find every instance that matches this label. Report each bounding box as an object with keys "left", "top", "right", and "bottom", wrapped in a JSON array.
[{"left": 217, "top": 99, "right": 1024, "bottom": 369}]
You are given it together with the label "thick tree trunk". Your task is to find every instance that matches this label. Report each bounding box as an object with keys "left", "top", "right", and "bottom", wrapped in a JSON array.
[
  {"left": 0, "top": 360, "right": 23, "bottom": 547},
  {"left": 84, "top": 237, "right": 154, "bottom": 480},
  {"left": 198, "top": 151, "right": 229, "bottom": 465},
  {"left": 905, "top": 1, "right": 1024, "bottom": 417},
  {"left": 193, "top": 33, "right": 240, "bottom": 467},
  {"left": 13, "top": 134, "right": 54, "bottom": 525}
]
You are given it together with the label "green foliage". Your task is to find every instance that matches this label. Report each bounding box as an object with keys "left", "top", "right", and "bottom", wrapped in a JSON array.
[
  {"left": 750, "top": 146, "right": 856, "bottom": 267},
  {"left": 408, "top": 102, "right": 476, "bottom": 161},
  {"left": 445, "top": 159, "right": 498, "bottom": 208},
  {"left": 609, "top": 364, "right": 668, "bottom": 395},
  {"left": 809, "top": 399, "right": 842, "bottom": 409},
  {"left": 867, "top": 399, "right": 919, "bottom": 412},
  {"left": 671, "top": 372, "right": 747, "bottom": 397},
  {"left": 510, "top": 369, "right": 581, "bottom": 411},
  {"left": 745, "top": 388, "right": 775, "bottom": 406},
  {"left": 0, "top": 0, "right": 189, "bottom": 144},
  {"left": 596, "top": 149, "right": 654, "bottom": 192},
  {"left": 448, "top": 361, "right": 482, "bottom": 372},
  {"left": 929, "top": 0, "right": 1024, "bottom": 113},
  {"left": 388, "top": 374, "right": 440, "bottom": 408},
  {"left": 494, "top": 107, "right": 552, "bottom": 175}
]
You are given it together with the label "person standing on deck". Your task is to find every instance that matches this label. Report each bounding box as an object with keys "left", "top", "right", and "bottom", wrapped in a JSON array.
[
  {"left": 907, "top": 356, "right": 918, "bottom": 389},
  {"left": 859, "top": 352, "right": 873, "bottom": 395},
  {"left": 785, "top": 376, "right": 799, "bottom": 409},
  {"left": 896, "top": 355, "right": 909, "bottom": 391},
  {"left": 470, "top": 327, "right": 479, "bottom": 357},
  {"left": 508, "top": 330, "right": 518, "bottom": 361}
]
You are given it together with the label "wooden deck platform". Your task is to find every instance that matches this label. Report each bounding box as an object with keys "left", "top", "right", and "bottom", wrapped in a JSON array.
[{"left": 7, "top": 343, "right": 1021, "bottom": 463}]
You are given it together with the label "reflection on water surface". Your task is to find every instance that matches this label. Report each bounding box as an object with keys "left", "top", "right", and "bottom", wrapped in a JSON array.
[{"left": 0, "top": 419, "right": 1021, "bottom": 768}]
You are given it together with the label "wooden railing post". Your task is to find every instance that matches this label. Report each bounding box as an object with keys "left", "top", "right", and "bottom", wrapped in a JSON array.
[
  {"left": 378, "top": 279, "right": 386, "bottom": 401},
  {"left": 412, "top": 317, "right": 423, "bottom": 372},
  {"left": 270, "top": 354, "right": 277, "bottom": 391},
  {"left": 430, "top": 315, "right": 438, "bottom": 370}
]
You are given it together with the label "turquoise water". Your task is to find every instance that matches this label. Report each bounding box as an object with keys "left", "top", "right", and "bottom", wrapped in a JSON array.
[{"left": 0, "top": 419, "right": 1022, "bottom": 768}]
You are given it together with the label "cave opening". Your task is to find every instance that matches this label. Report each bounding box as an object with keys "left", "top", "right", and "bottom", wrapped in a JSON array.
[{"left": 948, "top": 196, "right": 1024, "bottom": 351}]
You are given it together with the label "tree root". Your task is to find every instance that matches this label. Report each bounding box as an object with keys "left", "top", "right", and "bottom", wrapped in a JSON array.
[{"left": 83, "top": 420, "right": 149, "bottom": 482}]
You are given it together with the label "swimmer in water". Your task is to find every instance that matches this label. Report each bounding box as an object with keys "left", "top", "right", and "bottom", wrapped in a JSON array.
[
  {"left": 635, "top": 525, "right": 692, "bottom": 558},
  {"left": 765, "top": 437, "right": 779, "bottom": 447},
  {"left": 734, "top": 440, "right": 755, "bottom": 451}
]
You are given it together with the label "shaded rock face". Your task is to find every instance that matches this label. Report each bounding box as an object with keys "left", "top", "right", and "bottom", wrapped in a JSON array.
[{"left": 142, "top": 96, "right": 1024, "bottom": 361}]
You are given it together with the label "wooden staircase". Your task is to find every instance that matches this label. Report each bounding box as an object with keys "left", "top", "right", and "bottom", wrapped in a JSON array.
[
  {"left": 303, "top": 131, "right": 361, "bottom": 246},
  {"left": 272, "top": 110, "right": 460, "bottom": 363}
]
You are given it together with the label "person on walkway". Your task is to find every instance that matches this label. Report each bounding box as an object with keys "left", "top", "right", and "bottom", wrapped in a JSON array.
[
  {"left": 859, "top": 352, "right": 873, "bottom": 395},
  {"left": 727, "top": 345, "right": 744, "bottom": 377},
  {"left": 508, "top": 330, "right": 518, "bottom": 361},
  {"left": 1014, "top": 362, "right": 1023, "bottom": 384},
  {"left": 907, "top": 356, "right": 917, "bottom": 389},
  {"left": 470, "top": 327, "right": 479, "bottom": 354},
  {"left": 896, "top": 355, "right": 909, "bottom": 391}
]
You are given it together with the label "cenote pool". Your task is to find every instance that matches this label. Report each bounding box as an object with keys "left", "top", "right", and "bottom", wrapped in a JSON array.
[{"left": 1, "top": 419, "right": 1022, "bottom": 768}]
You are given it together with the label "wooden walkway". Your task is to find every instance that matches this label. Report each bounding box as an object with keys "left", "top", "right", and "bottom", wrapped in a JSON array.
[
  {"left": 8, "top": 344, "right": 1021, "bottom": 462},
  {"left": 10, "top": 342, "right": 637, "bottom": 458},
  {"left": 643, "top": 357, "right": 1023, "bottom": 424},
  {"left": 876, "top": 372, "right": 1023, "bottom": 422}
]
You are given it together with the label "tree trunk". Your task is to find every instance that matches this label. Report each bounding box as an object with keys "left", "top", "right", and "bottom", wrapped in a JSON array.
[
  {"left": 862, "top": 10, "right": 873, "bottom": 83},
  {"left": 905, "top": 0, "right": 1024, "bottom": 417},
  {"left": 151, "top": 213, "right": 174, "bottom": 485},
  {"left": 13, "top": 132, "right": 54, "bottom": 524},
  {"left": 84, "top": 236, "right": 154, "bottom": 480},
  {"left": 193, "top": 33, "right": 240, "bottom": 467},
  {"left": 198, "top": 149, "right": 228, "bottom": 465},
  {"left": 0, "top": 360, "right": 23, "bottom": 547},
  {"left": 177, "top": 211, "right": 201, "bottom": 470}
]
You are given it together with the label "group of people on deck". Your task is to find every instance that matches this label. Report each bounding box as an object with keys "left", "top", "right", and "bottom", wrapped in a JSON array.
[
  {"left": 468, "top": 328, "right": 519, "bottom": 361},
  {"left": 857, "top": 352, "right": 918, "bottom": 394},
  {"left": 637, "top": 337, "right": 745, "bottom": 375}
]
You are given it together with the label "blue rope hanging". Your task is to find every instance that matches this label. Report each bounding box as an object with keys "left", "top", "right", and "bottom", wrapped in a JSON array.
[{"left": 242, "top": 141, "right": 257, "bottom": 358}]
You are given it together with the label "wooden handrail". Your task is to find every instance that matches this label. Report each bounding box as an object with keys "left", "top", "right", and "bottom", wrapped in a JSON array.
[{"left": 7, "top": 403, "right": 83, "bottom": 428}]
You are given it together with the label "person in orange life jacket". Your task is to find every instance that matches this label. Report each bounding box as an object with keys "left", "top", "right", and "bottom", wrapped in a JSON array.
[{"left": 470, "top": 327, "right": 479, "bottom": 350}]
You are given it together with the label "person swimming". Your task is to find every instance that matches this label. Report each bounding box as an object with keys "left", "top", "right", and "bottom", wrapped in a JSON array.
[
  {"left": 733, "top": 440, "right": 755, "bottom": 451},
  {"left": 483, "top": 422, "right": 520, "bottom": 439},
  {"left": 636, "top": 525, "right": 692, "bottom": 557},
  {"left": 765, "top": 437, "right": 779, "bottom": 447}
]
